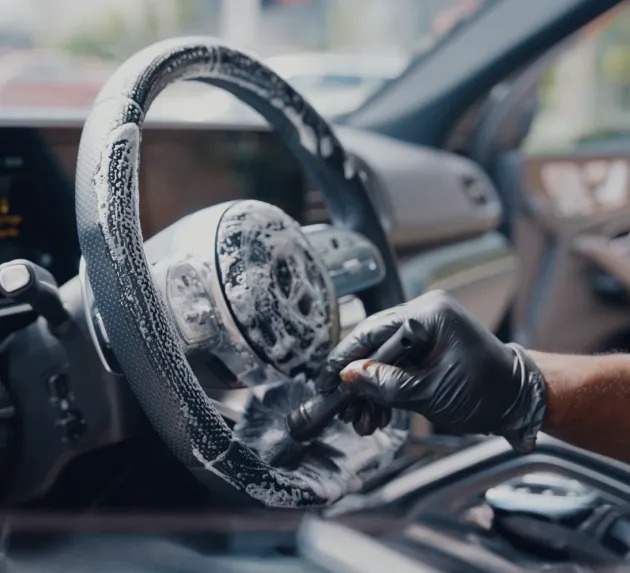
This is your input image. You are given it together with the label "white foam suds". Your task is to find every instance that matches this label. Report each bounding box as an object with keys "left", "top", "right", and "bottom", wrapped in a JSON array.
[{"left": 216, "top": 201, "right": 334, "bottom": 379}]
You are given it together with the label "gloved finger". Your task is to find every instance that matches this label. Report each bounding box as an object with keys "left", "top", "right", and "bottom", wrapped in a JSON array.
[
  {"left": 362, "top": 403, "right": 391, "bottom": 430},
  {"left": 341, "top": 400, "right": 391, "bottom": 433},
  {"left": 353, "top": 399, "right": 372, "bottom": 425},
  {"left": 339, "top": 401, "right": 361, "bottom": 424},
  {"left": 316, "top": 307, "right": 405, "bottom": 391},
  {"left": 353, "top": 401, "right": 380, "bottom": 436},
  {"left": 340, "top": 399, "right": 372, "bottom": 425},
  {"left": 377, "top": 406, "right": 392, "bottom": 429},
  {"left": 339, "top": 359, "right": 415, "bottom": 406},
  {"left": 353, "top": 411, "right": 370, "bottom": 436},
  {"left": 325, "top": 289, "right": 450, "bottom": 381},
  {"left": 365, "top": 402, "right": 382, "bottom": 435}
]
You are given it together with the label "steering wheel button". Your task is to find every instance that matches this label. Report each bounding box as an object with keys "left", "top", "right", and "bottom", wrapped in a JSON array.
[
  {"left": 166, "top": 262, "right": 217, "bottom": 346},
  {"left": 343, "top": 258, "right": 361, "bottom": 272},
  {"left": 94, "top": 311, "right": 111, "bottom": 347},
  {"left": 59, "top": 409, "right": 86, "bottom": 442},
  {"left": 0, "top": 264, "right": 31, "bottom": 294},
  {"left": 48, "top": 373, "right": 70, "bottom": 400}
]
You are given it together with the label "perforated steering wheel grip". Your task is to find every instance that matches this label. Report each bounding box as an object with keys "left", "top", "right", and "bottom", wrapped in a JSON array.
[{"left": 76, "top": 38, "right": 403, "bottom": 507}]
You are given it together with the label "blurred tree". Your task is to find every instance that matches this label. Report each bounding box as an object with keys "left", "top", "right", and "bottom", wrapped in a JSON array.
[{"left": 56, "top": 0, "right": 218, "bottom": 61}]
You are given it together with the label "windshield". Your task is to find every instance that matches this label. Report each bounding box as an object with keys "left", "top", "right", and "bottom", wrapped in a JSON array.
[{"left": 0, "top": 0, "right": 489, "bottom": 121}]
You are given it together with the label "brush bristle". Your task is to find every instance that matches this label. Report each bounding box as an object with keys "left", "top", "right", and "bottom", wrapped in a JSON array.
[{"left": 234, "top": 382, "right": 313, "bottom": 468}]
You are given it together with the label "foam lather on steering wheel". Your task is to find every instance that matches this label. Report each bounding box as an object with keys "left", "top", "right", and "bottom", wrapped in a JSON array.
[
  {"left": 75, "top": 38, "right": 404, "bottom": 507},
  {"left": 216, "top": 201, "right": 335, "bottom": 380}
]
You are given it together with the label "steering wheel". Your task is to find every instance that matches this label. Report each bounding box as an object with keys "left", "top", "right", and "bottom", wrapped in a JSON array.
[{"left": 76, "top": 38, "right": 404, "bottom": 507}]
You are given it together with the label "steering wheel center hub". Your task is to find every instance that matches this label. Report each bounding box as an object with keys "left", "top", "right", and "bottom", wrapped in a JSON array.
[{"left": 216, "top": 201, "right": 337, "bottom": 380}]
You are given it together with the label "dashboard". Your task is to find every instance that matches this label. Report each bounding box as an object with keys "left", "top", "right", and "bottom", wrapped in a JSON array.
[
  {"left": 0, "top": 119, "right": 508, "bottom": 319},
  {"left": 0, "top": 125, "right": 319, "bottom": 286},
  {"left": 0, "top": 128, "right": 79, "bottom": 284}
]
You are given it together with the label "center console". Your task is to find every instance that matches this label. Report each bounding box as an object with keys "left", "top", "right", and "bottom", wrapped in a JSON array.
[
  {"left": 3, "top": 436, "right": 630, "bottom": 572},
  {"left": 322, "top": 435, "right": 630, "bottom": 571}
]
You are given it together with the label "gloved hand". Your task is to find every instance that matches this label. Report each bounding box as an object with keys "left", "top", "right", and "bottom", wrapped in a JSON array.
[{"left": 319, "top": 291, "right": 547, "bottom": 452}]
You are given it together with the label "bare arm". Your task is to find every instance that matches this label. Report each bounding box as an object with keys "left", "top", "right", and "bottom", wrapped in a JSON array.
[{"left": 530, "top": 351, "right": 630, "bottom": 462}]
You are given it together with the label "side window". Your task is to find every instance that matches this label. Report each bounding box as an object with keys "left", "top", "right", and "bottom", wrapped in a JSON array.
[
  {"left": 521, "top": 2, "right": 630, "bottom": 219},
  {"left": 525, "top": 2, "right": 630, "bottom": 154}
]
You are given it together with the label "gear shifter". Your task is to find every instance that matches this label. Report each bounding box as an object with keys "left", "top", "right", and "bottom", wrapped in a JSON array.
[{"left": 0, "top": 259, "right": 71, "bottom": 334}]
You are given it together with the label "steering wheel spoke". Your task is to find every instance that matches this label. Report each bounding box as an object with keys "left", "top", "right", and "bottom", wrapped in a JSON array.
[{"left": 303, "top": 225, "right": 386, "bottom": 298}]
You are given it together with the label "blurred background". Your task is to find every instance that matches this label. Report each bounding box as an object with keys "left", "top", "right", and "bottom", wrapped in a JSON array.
[
  {"left": 0, "top": 0, "right": 625, "bottom": 145},
  {"left": 0, "top": 0, "right": 484, "bottom": 118}
]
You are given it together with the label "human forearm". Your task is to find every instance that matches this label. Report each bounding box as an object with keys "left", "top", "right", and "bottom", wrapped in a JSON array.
[{"left": 529, "top": 351, "right": 630, "bottom": 462}]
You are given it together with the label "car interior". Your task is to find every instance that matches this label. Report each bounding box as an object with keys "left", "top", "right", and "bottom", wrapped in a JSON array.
[{"left": 0, "top": 0, "right": 629, "bottom": 571}]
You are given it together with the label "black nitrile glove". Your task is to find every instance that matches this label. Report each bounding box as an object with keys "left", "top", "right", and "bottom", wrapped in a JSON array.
[{"left": 319, "top": 291, "right": 546, "bottom": 452}]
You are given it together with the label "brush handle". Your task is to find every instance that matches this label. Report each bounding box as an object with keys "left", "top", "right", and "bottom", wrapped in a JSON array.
[
  {"left": 286, "top": 318, "right": 427, "bottom": 442},
  {"left": 286, "top": 387, "right": 349, "bottom": 442}
]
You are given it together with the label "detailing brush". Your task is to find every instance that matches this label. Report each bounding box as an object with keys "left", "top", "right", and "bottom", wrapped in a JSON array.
[{"left": 268, "top": 318, "right": 427, "bottom": 466}]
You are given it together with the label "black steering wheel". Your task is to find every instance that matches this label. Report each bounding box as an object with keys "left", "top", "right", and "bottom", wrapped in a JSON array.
[{"left": 76, "top": 38, "right": 404, "bottom": 507}]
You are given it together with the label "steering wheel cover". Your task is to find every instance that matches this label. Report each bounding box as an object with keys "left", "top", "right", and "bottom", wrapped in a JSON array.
[{"left": 76, "top": 38, "right": 403, "bottom": 507}]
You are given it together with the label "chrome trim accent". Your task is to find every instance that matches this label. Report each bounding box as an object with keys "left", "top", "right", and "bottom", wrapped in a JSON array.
[{"left": 79, "top": 259, "right": 121, "bottom": 376}]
